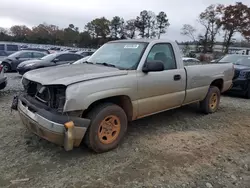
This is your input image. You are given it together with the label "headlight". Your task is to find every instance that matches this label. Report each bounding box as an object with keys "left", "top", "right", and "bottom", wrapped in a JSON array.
[
  {"left": 25, "top": 63, "right": 35, "bottom": 67},
  {"left": 239, "top": 71, "right": 248, "bottom": 78}
]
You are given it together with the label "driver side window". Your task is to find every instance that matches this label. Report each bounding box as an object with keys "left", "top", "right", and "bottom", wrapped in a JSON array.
[
  {"left": 19, "top": 52, "right": 32, "bottom": 58},
  {"left": 146, "top": 43, "right": 177, "bottom": 70},
  {"left": 56, "top": 54, "right": 69, "bottom": 62}
]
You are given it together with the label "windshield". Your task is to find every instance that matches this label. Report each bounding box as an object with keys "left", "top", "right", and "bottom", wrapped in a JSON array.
[
  {"left": 40, "top": 53, "right": 57, "bottom": 61},
  {"left": 8, "top": 51, "right": 23, "bottom": 58},
  {"left": 87, "top": 42, "right": 148, "bottom": 69},
  {"left": 218, "top": 55, "right": 250, "bottom": 66},
  {"left": 73, "top": 56, "right": 91, "bottom": 64}
]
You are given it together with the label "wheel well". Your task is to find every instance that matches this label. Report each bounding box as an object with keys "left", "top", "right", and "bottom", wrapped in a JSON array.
[
  {"left": 210, "top": 79, "right": 223, "bottom": 92},
  {"left": 82, "top": 95, "right": 133, "bottom": 121}
]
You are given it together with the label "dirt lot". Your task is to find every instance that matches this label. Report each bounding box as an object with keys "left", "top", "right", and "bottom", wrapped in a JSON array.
[{"left": 1, "top": 73, "right": 250, "bottom": 188}]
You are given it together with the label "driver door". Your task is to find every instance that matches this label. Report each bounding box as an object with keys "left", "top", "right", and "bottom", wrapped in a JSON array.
[
  {"left": 14, "top": 52, "right": 33, "bottom": 70},
  {"left": 51, "top": 54, "right": 70, "bottom": 66},
  {"left": 137, "top": 43, "right": 186, "bottom": 118}
]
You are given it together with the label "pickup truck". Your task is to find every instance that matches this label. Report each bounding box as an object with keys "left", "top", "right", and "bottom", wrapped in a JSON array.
[{"left": 13, "top": 39, "right": 234, "bottom": 153}]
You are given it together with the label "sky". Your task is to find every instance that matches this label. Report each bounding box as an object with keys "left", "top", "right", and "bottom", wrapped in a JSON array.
[{"left": 0, "top": 0, "right": 250, "bottom": 42}]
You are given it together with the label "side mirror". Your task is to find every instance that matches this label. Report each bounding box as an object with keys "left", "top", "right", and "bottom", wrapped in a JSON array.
[
  {"left": 15, "top": 56, "right": 20, "bottom": 60},
  {"left": 142, "top": 60, "right": 164, "bottom": 73},
  {"left": 53, "top": 58, "right": 59, "bottom": 63}
]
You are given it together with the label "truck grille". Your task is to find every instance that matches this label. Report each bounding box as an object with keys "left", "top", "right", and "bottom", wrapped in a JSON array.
[{"left": 22, "top": 78, "right": 66, "bottom": 112}]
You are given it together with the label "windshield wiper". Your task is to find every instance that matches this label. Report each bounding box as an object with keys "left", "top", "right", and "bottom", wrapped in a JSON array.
[
  {"left": 96, "top": 62, "right": 116, "bottom": 68},
  {"left": 82, "top": 61, "right": 94, "bottom": 64},
  {"left": 71, "top": 61, "right": 94, "bottom": 65}
]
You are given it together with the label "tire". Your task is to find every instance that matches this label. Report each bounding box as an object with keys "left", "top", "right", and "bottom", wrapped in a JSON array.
[
  {"left": 200, "top": 86, "right": 220, "bottom": 114},
  {"left": 1, "top": 62, "right": 11, "bottom": 72},
  {"left": 0, "top": 81, "right": 7, "bottom": 90},
  {"left": 245, "top": 83, "right": 250, "bottom": 99},
  {"left": 84, "top": 103, "right": 128, "bottom": 153}
]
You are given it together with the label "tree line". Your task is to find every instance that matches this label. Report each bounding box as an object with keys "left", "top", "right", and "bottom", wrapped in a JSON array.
[
  {"left": 0, "top": 2, "right": 249, "bottom": 52},
  {"left": 0, "top": 10, "right": 169, "bottom": 48},
  {"left": 180, "top": 2, "right": 250, "bottom": 53}
]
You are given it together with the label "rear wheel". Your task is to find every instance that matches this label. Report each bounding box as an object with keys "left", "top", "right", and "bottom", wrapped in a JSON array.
[
  {"left": 84, "top": 103, "right": 127, "bottom": 153},
  {"left": 200, "top": 86, "right": 220, "bottom": 114},
  {"left": 2, "top": 62, "right": 11, "bottom": 72}
]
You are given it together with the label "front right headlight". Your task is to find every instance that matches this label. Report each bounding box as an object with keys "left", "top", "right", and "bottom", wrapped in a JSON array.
[
  {"left": 25, "top": 63, "right": 36, "bottom": 67},
  {"left": 239, "top": 71, "right": 248, "bottom": 78}
]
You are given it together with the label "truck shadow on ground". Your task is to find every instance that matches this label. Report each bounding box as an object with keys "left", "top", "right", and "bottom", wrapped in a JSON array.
[{"left": 23, "top": 102, "right": 214, "bottom": 158}]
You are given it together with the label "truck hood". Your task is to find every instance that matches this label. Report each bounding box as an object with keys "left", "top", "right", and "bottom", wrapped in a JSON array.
[{"left": 23, "top": 63, "right": 128, "bottom": 86}]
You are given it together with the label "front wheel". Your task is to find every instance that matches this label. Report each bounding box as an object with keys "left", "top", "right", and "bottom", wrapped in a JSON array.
[
  {"left": 200, "top": 86, "right": 220, "bottom": 114},
  {"left": 1, "top": 62, "right": 11, "bottom": 72},
  {"left": 84, "top": 103, "right": 128, "bottom": 153}
]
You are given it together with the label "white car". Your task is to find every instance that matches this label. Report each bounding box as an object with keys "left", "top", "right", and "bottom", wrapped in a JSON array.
[
  {"left": 182, "top": 57, "right": 200, "bottom": 63},
  {"left": 72, "top": 55, "right": 91, "bottom": 64},
  {"left": 0, "top": 64, "right": 7, "bottom": 90}
]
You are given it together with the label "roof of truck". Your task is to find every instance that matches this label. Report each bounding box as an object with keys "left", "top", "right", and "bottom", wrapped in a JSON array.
[{"left": 109, "top": 38, "right": 174, "bottom": 43}]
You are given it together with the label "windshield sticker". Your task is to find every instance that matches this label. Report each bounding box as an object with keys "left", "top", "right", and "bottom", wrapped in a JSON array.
[{"left": 124, "top": 44, "right": 139, "bottom": 49}]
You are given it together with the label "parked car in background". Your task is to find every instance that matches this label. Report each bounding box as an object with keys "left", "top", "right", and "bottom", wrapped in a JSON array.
[
  {"left": 76, "top": 50, "right": 95, "bottom": 57},
  {"left": 0, "top": 64, "right": 7, "bottom": 90},
  {"left": 0, "top": 43, "right": 20, "bottom": 55},
  {"left": 1, "top": 50, "right": 47, "bottom": 72},
  {"left": 182, "top": 57, "right": 200, "bottom": 65},
  {"left": 21, "top": 48, "right": 50, "bottom": 54},
  {"left": 17, "top": 52, "right": 83, "bottom": 75},
  {"left": 0, "top": 51, "right": 8, "bottom": 62},
  {"left": 72, "top": 55, "right": 91, "bottom": 64},
  {"left": 217, "top": 54, "right": 250, "bottom": 98},
  {"left": 68, "top": 50, "right": 78, "bottom": 53},
  {"left": 211, "top": 59, "right": 219, "bottom": 62},
  {"left": 14, "top": 39, "right": 234, "bottom": 152},
  {"left": 182, "top": 57, "right": 200, "bottom": 62}
]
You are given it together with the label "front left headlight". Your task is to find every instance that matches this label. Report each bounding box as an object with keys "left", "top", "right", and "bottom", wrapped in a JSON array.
[
  {"left": 25, "top": 63, "right": 35, "bottom": 67},
  {"left": 239, "top": 71, "right": 248, "bottom": 78}
]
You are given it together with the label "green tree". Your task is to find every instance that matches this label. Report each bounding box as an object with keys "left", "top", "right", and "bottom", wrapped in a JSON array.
[
  {"left": 63, "top": 24, "right": 80, "bottom": 46},
  {"left": 218, "top": 2, "right": 250, "bottom": 53},
  {"left": 180, "top": 24, "right": 196, "bottom": 41},
  {"left": 78, "top": 31, "right": 92, "bottom": 47},
  {"left": 124, "top": 19, "right": 136, "bottom": 39},
  {"left": 198, "top": 4, "right": 222, "bottom": 53},
  {"left": 156, "top": 11, "right": 170, "bottom": 39},
  {"left": 0, "top": 27, "right": 10, "bottom": 41},
  {"left": 135, "top": 10, "right": 149, "bottom": 38},
  {"left": 85, "top": 17, "right": 110, "bottom": 39},
  {"left": 145, "top": 11, "right": 156, "bottom": 38},
  {"left": 110, "top": 16, "right": 124, "bottom": 39},
  {"left": 10, "top": 25, "right": 32, "bottom": 42}
]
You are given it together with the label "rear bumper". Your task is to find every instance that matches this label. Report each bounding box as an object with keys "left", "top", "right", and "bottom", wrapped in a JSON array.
[{"left": 17, "top": 94, "right": 90, "bottom": 150}]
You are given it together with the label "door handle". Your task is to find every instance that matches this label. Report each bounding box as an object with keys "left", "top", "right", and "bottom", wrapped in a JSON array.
[{"left": 174, "top": 74, "right": 181, "bottom": 81}]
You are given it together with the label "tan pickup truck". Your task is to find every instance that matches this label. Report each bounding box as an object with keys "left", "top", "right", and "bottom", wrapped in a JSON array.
[{"left": 13, "top": 39, "right": 234, "bottom": 153}]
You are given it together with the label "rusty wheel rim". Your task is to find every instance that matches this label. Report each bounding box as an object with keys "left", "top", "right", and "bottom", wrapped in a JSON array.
[
  {"left": 209, "top": 93, "right": 218, "bottom": 110},
  {"left": 98, "top": 115, "right": 121, "bottom": 144}
]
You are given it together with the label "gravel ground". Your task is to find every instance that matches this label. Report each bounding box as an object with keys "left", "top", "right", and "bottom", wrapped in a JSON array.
[{"left": 1, "top": 73, "right": 250, "bottom": 188}]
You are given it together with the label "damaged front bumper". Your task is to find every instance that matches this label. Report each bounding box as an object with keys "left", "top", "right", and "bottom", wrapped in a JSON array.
[{"left": 15, "top": 94, "right": 90, "bottom": 151}]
